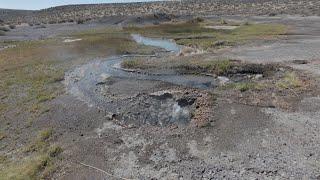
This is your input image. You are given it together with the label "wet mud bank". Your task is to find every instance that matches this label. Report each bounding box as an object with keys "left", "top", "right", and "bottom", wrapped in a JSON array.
[
  {"left": 64, "top": 35, "right": 217, "bottom": 126},
  {"left": 64, "top": 33, "right": 318, "bottom": 127},
  {"left": 39, "top": 16, "right": 320, "bottom": 179}
]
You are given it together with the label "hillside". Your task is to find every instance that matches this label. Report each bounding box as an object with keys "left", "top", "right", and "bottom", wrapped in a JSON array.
[
  {"left": 0, "top": 8, "right": 34, "bottom": 23},
  {"left": 1, "top": 0, "right": 320, "bottom": 24}
]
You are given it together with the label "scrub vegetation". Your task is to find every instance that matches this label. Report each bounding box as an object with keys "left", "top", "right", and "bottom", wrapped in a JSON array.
[
  {"left": 276, "top": 72, "right": 303, "bottom": 89},
  {"left": 0, "top": 129, "right": 62, "bottom": 180}
]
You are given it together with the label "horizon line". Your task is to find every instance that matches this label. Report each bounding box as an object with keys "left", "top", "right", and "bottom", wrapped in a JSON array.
[{"left": 0, "top": 0, "right": 177, "bottom": 11}]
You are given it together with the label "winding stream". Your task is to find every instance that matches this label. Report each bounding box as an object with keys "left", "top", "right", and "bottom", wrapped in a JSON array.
[{"left": 64, "top": 35, "right": 216, "bottom": 125}]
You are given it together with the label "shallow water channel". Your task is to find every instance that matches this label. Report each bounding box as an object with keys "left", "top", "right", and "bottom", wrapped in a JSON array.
[
  {"left": 64, "top": 35, "right": 217, "bottom": 126},
  {"left": 131, "top": 34, "right": 181, "bottom": 52}
]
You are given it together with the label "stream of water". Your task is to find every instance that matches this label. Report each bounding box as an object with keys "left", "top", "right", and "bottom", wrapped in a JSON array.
[{"left": 64, "top": 35, "right": 217, "bottom": 125}]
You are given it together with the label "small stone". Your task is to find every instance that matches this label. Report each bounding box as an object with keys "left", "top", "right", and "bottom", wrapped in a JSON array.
[
  {"left": 217, "top": 76, "right": 230, "bottom": 85},
  {"left": 254, "top": 74, "right": 263, "bottom": 80}
]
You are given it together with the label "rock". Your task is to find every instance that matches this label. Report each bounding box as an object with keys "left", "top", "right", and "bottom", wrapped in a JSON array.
[
  {"left": 105, "top": 113, "right": 117, "bottom": 119},
  {"left": 212, "top": 40, "right": 230, "bottom": 47},
  {"left": 177, "top": 97, "right": 196, "bottom": 107},
  {"left": 63, "top": 38, "right": 82, "bottom": 43},
  {"left": 153, "top": 13, "right": 175, "bottom": 21},
  {"left": 100, "top": 73, "right": 110, "bottom": 82},
  {"left": 254, "top": 74, "right": 263, "bottom": 80},
  {"left": 150, "top": 91, "right": 173, "bottom": 100},
  {"left": 292, "top": 60, "right": 308, "bottom": 64},
  {"left": 217, "top": 76, "right": 230, "bottom": 85}
]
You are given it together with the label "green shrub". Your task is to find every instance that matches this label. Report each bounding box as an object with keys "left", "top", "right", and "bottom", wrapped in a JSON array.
[
  {"left": 230, "top": 82, "right": 258, "bottom": 92},
  {"left": 0, "top": 30, "right": 5, "bottom": 36},
  {"left": 243, "top": 21, "right": 250, "bottom": 26},
  {"left": 121, "top": 59, "right": 143, "bottom": 69},
  {"left": 77, "top": 19, "right": 85, "bottom": 24},
  {"left": 220, "top": 18, "right": 228, "bottom": 25},
  {"left": 9, "top": 25, "right": 16, "bottom": 29},
  {"left": 276, "top": 72, "right": 302, "bottom": 89},
  {"left": 0, "top": 133, "right": 6, "bottom": 140},
  {"left": 187, "top": 17, "right": 204, "bottom": 24},
  {"left": 48, "top": 20, "right": 56, "bottom": 24},
  {"left": 48, "top": 145, "right": 63, "bottom": 157},
  {"left": 214, "top": 60, "right": 231, "bottom": 74},
  {"left": 0, "top": 155, "right": 51, "bottom": 180},
  {"left": 0, "top": 26, "right": 10, "bottom": 32}
]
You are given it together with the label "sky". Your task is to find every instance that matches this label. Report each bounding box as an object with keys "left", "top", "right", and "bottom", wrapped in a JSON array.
[{"left": 0, "top": 0, "right": 160, "bottom": 10}]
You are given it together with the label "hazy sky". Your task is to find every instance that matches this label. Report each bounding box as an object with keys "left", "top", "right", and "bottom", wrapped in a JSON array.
[{"left": 0, "top": 0, "right": 160, "bottom": 10}]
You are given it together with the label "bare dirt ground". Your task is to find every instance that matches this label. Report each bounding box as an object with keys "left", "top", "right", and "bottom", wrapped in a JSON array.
[
  {"left": 1, "top": 15, "right": 320, "bottom": 179},
  {"left": 58, "top": 16, "right": 320, "bottom": 180},
  {"left": 222, "top": 16, "right": 320, "bottom": 63}
]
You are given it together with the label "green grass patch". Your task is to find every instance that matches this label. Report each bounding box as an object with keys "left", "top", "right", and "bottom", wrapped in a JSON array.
[
  {"left": 0, "top": 104, "right": 7, "bottom": 113},
  {"left": 25, "top": 128, "right": 53, "bottom": 153},
  {"left": 234, "top": 82, "right": 257, "bottom": 92},
  {"left": 204, "top": 59, "right": 231, "bottom": 75},
  {"left": 121, "top": 57, "right": 232, "bottom": 75},
  {"left": 0, "top": 156, "right": 7, "bottom": 164},
  {"left": 174, "top": 59, "right": 232, "bottom": 75},
  {"left": 224, "top": 82, "right": 264, "bottom": 92},
  {"left": 72, "top": 28, "right": 156, "bottom": 55},
  {"left": 0, "top": 132, "right": 6, "bottom": 141},
  {"left": 276, "top": 72, "right": 302, "bottom": 89},
  {"left": 121, "top": 58, "right": 146, "bottom": 69},
  {"left": 48, "top": 145, "right": 63, "bottom": 158},
  {"left": 0, "top": 129, "right": 62, "bottom": 180},
  {"left": 125, "top": 22, "right": 286, "bottom": 50},
  {"left": 0, "top": 154, "right": 51, "bottom": 180},
  {"left": 0, "top": 27, "right": 10, "bottom": 32}
]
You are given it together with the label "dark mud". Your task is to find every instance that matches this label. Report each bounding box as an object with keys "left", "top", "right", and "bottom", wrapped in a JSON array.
[{"left": 64, "top": 35, "right": 217, "bottom": 126}]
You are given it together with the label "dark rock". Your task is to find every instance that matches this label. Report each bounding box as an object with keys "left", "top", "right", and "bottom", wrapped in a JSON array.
[
  {"left": 150, "top": 92, "right": 173, "bottom": 100},
  {"left": 292, "top": 60, "right": 309, "bottom": 64},
  {"left": 177, "top": 97, "right": 196, "bottom": 107}
]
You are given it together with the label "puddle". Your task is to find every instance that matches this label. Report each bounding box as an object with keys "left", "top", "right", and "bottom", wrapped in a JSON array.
[
  {"left": 131, "top": 34, "right": 181, "bottom": 52},
  {"left": 63, "top": 38, "right": 82, "bottom": 43},
  {"left": 204, "top": 25, "right": 238, "bottom": 30}
]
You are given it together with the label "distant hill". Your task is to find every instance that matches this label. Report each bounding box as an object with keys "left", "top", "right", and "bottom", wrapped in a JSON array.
[
  {"left": 0, "top": 9, "right": 34, "bottom": 23},
  {"left": 1, "top": 0, "right": 319, "bottom": 24}
]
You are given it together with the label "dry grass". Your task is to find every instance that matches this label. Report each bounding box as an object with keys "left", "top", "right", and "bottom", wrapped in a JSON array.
[
  {"left": 121, "top": 58, "right": 146, "bottom": 69},
  {"left": 276, "top": 72, "right": 303, "bottom": 89},
  {"left": 0, "top": 132, "right": 6, "bottom": 140},
  {"left": 232, "top": 82, "right": 263, "bottom": 92},
  {"left": 0, "top": 129, "right": 62, "bottom": 180},
  {"left": 0, "top": 27, "right": 153, "bottom": 179},
  {"left": 121, "top": 56, "right": 232, "bottom": 75}
]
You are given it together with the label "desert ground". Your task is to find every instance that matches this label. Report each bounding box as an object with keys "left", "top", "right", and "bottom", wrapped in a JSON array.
[{"left": 0, "top": 12, "right": 320, "bottom": 180}]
